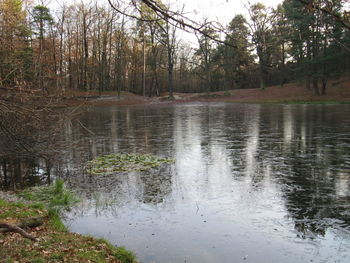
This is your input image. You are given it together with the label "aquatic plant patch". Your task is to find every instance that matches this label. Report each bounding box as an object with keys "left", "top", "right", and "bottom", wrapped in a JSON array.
[
  {"left": 86, "top": 153, "right": 174, "bottom": 175},
  {"left": 17, "top": 179, "right": 78, "bottom": 211}
]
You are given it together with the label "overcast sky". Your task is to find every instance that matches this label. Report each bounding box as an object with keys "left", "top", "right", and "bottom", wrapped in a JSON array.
[
  {"left": 170, "top": 0, "right": 284, "bottom": 45},
  {"left": 49, "top": 0, "right": 284, "bottom": 45},
  {"left": 174, "top": 0, "right": 283, "bottom": 24},
  {"left": 51, "top": 0, "right": 283, "bottom": 25}
]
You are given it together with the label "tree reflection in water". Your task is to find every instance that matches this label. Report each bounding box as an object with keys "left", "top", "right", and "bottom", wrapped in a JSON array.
[
  {"left": 2, "top": 103, "right": 350, "bottom": 262},
  {"left": 62, "top": 104, "right": 350, "bottom": 242}
]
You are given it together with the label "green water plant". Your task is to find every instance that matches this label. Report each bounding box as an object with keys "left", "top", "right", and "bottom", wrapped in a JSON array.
[
  {"left": 18, "top": 179, "right": 77, "bottom": 210},
  {"left": 16, "top": 179, "right": 78, "bottom": 232},
  {"left": 86, "top": 153, "right": 174, "bottom": 175}
]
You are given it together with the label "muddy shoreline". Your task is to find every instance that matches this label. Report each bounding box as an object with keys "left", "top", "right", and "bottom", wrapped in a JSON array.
[{"left": 57, "top": 77, "right": 350, "bottom": 107}]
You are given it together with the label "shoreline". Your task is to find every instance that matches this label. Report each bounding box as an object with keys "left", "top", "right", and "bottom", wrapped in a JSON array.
[
  {"left": 1, "top": 77, "right": 349, "bottom": 108},
  {"left": 0, "top": 186, "right": 138, "bottom": 263},
  {"left": 55, "top": 77, "right": 350, "bottom": 107}
]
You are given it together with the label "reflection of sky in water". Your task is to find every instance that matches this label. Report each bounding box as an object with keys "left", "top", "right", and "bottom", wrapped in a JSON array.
[{"left": 59, "top": 103, "right": 350, "bottom": 263}]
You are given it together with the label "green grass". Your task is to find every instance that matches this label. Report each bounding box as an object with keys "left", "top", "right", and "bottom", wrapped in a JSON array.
[
  {"left": 47, "top": 208, "right": 67, "bottom": 232},
  {"left": 17, "top": 179, "right": 78, "bottom": 209},
  {"left": 0, "top": 200, "right": 46, "bottom": 221},
  {"left": 114, "top": 247, "right": 137, "bottom": 263}
]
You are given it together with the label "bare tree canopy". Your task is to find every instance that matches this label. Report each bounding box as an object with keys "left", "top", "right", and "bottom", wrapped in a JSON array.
[
  {"left": 0, "top": 0, "right": 349, "bottom": 99},
  {"left": 107, "top": 0, "right": 236, "bottom": 47}
]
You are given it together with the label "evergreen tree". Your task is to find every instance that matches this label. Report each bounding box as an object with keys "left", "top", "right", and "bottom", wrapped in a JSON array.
[
  {"left": 220, "top": 14, "right": 253, "bottom": 90},
  {"left": 0, "top": 0, "right": 32, "bottom": 87},
  {"left": 32, "top": 5, "right": 54, "bottom": 94},
  {"left": 195, "top": 25, "right": 218, "bottom": 92},
  {"left": 247, "top": 3, "right": 274, "bottom": 89}
]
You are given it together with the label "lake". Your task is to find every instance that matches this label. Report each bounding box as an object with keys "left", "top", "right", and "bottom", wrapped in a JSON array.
[{"left": 59, "top": 103, "right": 350, "bottom": 263}]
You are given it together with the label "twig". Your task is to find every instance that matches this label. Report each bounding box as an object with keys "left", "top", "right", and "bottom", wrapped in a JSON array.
[
  {"left": 77, "top": 119, "right": 95, "bottom": 135},
  {"left": 108, "top": 0, "right": 235, "bottom": 47}
]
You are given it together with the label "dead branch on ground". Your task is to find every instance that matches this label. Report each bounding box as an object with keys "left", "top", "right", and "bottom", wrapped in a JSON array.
[{"left": 0, "top": 223, "right": 38, "bottom": 241}]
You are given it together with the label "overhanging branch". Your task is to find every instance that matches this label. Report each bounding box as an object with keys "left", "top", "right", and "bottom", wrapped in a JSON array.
[{"left": 108, "top": 0, "right": 236, "bottom": 47}]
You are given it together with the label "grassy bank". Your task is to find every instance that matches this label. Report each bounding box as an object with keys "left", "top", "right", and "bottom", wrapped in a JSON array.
[{"left": 0, "top": 181, "right": 137, "bottom": 263}]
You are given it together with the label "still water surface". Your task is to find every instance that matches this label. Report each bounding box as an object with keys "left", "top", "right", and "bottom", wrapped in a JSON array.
[{"left": 62, "top": 103, "right": 350, "bottom": 263}]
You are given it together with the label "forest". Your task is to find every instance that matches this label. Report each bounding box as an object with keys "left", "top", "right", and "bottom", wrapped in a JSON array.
[{"left": 1, "top": 0, "right": 349, "bottom": 99}]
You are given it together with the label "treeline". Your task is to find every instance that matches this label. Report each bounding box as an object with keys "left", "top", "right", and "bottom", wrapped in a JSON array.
[{"left": 0, "top": 0, "right": 349, "bottom": 97}]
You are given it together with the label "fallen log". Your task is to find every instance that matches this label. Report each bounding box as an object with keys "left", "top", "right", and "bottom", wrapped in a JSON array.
[
  {"left": 0, "top": 223, "right": 37, "bottom": 241},
  {"left": 0, "top": 216, "right": 45, "bottom": 233},
  {"left": 0, "top": 216, "right": 45, "bottom": 241},
  {"left": 19, "top": 216, "right": 45, "bottom": 229}
]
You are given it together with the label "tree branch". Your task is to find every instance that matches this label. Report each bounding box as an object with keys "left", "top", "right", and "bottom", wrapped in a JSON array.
[
  {"left": 296, "top": 0, "right": 350, "bottom": 30},
  {"left": 107, "top": 0, "right": 161, "bottom": 22},
  {"left": 107, "top": 0, "right": 236, "bottom": 47}
]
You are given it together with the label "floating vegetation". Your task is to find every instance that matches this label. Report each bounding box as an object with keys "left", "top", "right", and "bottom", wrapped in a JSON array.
[{"left": 86, "top": 153, "right": 174, "bottom": 175}]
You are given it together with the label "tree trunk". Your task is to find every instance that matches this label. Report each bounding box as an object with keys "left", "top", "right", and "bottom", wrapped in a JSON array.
[
  {"left": 142, "top": 33, "right": 146, "bottom": 97},
  {"left": 279, "top": 42, "right": 286, "bottom": 87},
  {"left": 259, "top": 64, "right": 266, "bottom": 90},
  {"left": 305, "top": 39, "right": 312, "bottom": 90},
  {"left": 82, "top": 10, "right": 90, "bottom": 91},
  {"left": 168, "top": 65, "right": 173, "bottom": 98},
  {"left": 321, "top": 77, "right": 327, "bottom": 95},
  {"left": 313, "top": 78, "right": 319, "bottom": 95}
]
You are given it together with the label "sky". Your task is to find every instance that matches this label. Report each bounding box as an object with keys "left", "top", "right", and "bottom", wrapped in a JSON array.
[
  {"left": 49, "top": 0, "right": 284, "bottom": 46},
  {"left": 50, "top": 0, "right": 284, "bottom": 26},
  {"left": 174, "top": 0, "right": 283, "bottom": 25},
  {"left": 171, "top": 0, "right": 284, "bottom": 45}
]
